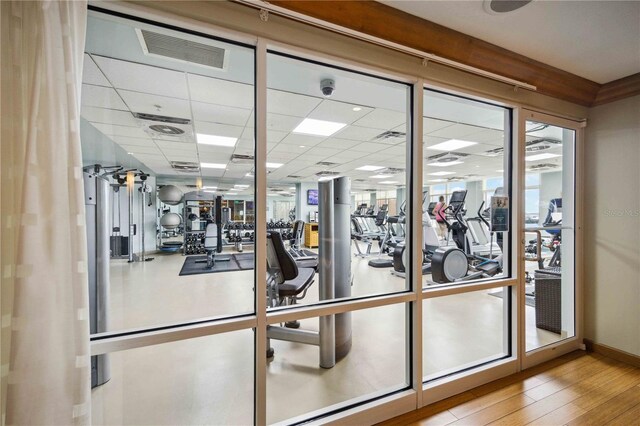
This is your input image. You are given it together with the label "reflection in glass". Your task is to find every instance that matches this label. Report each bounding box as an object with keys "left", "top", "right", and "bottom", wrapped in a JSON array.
[
  {"left": 524, "top": 121, "right": 575, "bottom": 351},
  {"left": 423, "top": 288, "right": 510, "bottom": 381}
]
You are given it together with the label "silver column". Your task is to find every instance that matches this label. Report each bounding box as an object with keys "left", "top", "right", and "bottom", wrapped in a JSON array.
[
  {"left": 318, "top": 180, "right": 335, "bottom": 368},
  {"left": 128, "top": 177, "right": 135, "bottom": 263},
  {"left": 333, "top": 177, "right": 352, "bottom": 360},
  {"left": 140, "top": 183, "right": 146, "bottom": 262},
  {"left": 84, "top": 172, "right": 111, "bottom": 387}
]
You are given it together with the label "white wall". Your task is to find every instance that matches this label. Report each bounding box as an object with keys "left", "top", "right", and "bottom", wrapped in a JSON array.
[
  {"left": 295, "top": 182, "right": 319, "bottom": 223},
  {"left": 584, "top": 94, "right": 640, "bottom": 356}
]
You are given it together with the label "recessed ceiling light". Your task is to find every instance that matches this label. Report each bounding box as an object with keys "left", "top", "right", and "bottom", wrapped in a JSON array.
[
  {"left": 497, "top": 169, "right": 504, "bottom": 173},
  {"left": 197, "top": 134, "right": 238, "bottom": 147},
  {"left": 352, "top": 107, "right": 362, "bottom": 112},
  {"left": 202, "top": 186, "right": 217, "bottom": 190},
  {"left": 427, "top": 139, "right": 477, "bottom": 151},
  {"left": 379, "top": 181, "right": 399, "bottom": 184},
  {"left": 289, "top": 187, "right": 296, "bottom": 190},
  {"left": 318, "top": 175, "right": 339, "bottom": 181},
  {"left": 127, "top": 152, "right": 133, "bottom": 155},
  {"left": 200, "top": 162, "right": 226, "bottom": 169},
  {"left": 428, "top": 179, "right": 447, "bottom": 183},
  {"left": 428, "top": 161, "right": 464, "bottom": 167},
  {"left": 246, "top": 173, "right": 254, "bottom": 177},
  {"left": 526, "top": 153, "right": 561, "bottom": 162},
  {"left": 266, "top": 162, "right": 283, "bottom": 168},
  {"left": 293, "top": 118, "right": 346, "bottom": 137},
  {"left": 299, "top": 145, "right": 306, "bottom": 148},
  {"left": 203, "top": 190, "right": 216, "bottom": 193},
  {"left": 234, "top": 184, "right": 249, "bottom": 188},
  {"left": 429, "top": 171, "right": 455, "bottom": 176},
  {"left": 356, "top": 165, "right": 385, "bottom": 171},
  {"left": 371, "top": 174, "right": 392, "bottom": 179}
]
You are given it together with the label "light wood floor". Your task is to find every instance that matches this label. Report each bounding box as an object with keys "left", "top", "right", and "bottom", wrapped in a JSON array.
[{"left": 380, "top": 351, "right": 640, "bottom": 426}]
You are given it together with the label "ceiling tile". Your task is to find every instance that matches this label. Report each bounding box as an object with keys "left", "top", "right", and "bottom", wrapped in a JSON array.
[
  {"left": 118, "top": 90, "right": 191, "bottom": 119},
  {"left": 82, "top": 106, "right": 138, "bottom": 127},
  {"left": 83, "top": 55, "right": 110, "bottom": 86},
  {"left": 307, "top": 100, "right": 373, "bottom": 124},
  {"left": 111, "top": 136, "right": 153, "bottom": 146},
  {"left": 316, "top": 137, "right": 361, "bottom": 150},
  {"left": 267, "top": 89, "right": 321, "bottom": 117},
  {"left": 82, "top": 84, "right": 127, "bottom": 110},
  {"left": 194, "top": 121, "right": 244, "bottom": 138},
  {"left": 333, "top": 125, "right": 383, "bottom": 141},
  {"left": 352, "top": 109, "right": 406, "bottom": 130},
  {"left": 188, "top": 74, "right": 254, "bottom": 109},
  {"left": 120, "top": 144, "right": 163, "bottom": 155},
  {"left": 93, "top": 55, "right": 189, "bottom": 99},
  {"left": 278, "top": 133, "right": 325, "bottom": 146},
  {"left": 267, "top": 113, "right": 303, "bottom": 132},
  {"left": 191, "top": 102, "right": 252, "bottom": 128},
  {"left": 91, "top": 122, "right": 150, "bottom": 139},
  {"left": 348, "top": 142, "right": 388, "bottom": 153}
]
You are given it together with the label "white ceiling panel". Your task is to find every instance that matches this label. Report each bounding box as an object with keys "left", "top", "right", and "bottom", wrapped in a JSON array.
[
  {"left": 93, "top": 55, "right": 189, "bottom": 99},
  {"left": 82, "top": 55, "right": 110, "bottom": 86},
  {"left": 194, "top": 121, "right": 244, "bottom": 138},
  {"left": 188, "top": 74, "right": 254, "bottom": 109},
  {"left": 82, "top": 84, "right": 127, "bottom": 110},
  {"left": 348, "top": 142, "right": 388, "bottom": 153},
  {"left": 428, "top": 123, "right": 482, "bottom": 139},
  {"left": 117, "top": 90, "right": 191, "bottom": 119},
  {"left": 267, "top": 89, "right": 322, "bottom": 117},
  {"left": 120, "top": 144, "right": 163, "bottom": 155},
  {"left": 352, "top": 109, "right": 406, "bottom": 130},
  {"left": 161, "top": 146, "right": 198, "bottom": 157},
  {"left": 111, "top": 135, "right": 153, "bottom": 146},
  {"left": 316, "top": 137, "right": 361, "bottom": 150},
  {"left": 305, "top": 147, "right": 343, "bottom": 158},
  {"left": 199, "top": 152, "right": 231, "bottom": 164},
  {"left": 334, "top": 125, "right": 384, "bottom": 141},
  {"left": 307, "top": 100, "right": 373, "bottom": 124},
  {"left": 266, "top": 130, "right": 288, "bottom": 144},
  {"left": 200, "top": 169, "right": 226, "bottom": 177},
  {"left": 278, "top": 133, "right": 325, "bottom": 147},
  {"left": 91, "top": 122, "right": 150, "bottom": 139},
  {"left": 424, "top": 117, "right": 455, "bottom": 134},
  {"left": 267, "top": 113, "right": 303, "bottom": 132},
  {"left": 82, "top": 106, "right": 138, "bottom": 127},
  {"left": 191, "top": 101, "right": 251, "bottom": 127}
]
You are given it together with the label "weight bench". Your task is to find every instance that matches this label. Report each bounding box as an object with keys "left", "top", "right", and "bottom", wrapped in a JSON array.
[{"left": 196, "top": 223, "right": 230, "bottom": 268}]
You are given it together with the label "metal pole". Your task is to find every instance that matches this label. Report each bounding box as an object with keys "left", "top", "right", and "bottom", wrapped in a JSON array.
[
  {"left": 128, "top": 172, "right": 134, "bottom": 263},
  {"left": 333, "top": 177, "right": 353, "bottom": 360},
  {"left": 318, "top": 180, "right": 335, "bottom": 368},
  {"left": 140, "top": 183, "right": 146, "bottom": 262}
]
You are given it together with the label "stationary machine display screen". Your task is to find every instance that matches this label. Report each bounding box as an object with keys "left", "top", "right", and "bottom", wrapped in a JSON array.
[
  {"left": 307, "top": 189, "right": 318, "bottom": 205},
  {"left": 449, "top": 190, "right": 467, "bottom": 204}
]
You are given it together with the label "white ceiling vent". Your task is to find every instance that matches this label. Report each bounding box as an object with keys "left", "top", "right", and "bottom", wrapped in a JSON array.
[
  {"left": 136, "top": 29, "right": 227, "bottom": 71},
  {"left": 170, "top": 161, "right": 200, "bottom": 173}
]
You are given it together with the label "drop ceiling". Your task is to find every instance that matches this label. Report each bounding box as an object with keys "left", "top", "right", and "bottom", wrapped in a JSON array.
[
  {"left": 81, "top": 12, "right": 566, "bottom": 197},
  {"left": 378, "top": 0, "right": 640, "bottom": 84}
]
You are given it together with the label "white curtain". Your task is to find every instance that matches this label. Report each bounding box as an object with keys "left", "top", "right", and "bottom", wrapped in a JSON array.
[{"left": 1, "top": 1, "right": 90, "bottom": 424}]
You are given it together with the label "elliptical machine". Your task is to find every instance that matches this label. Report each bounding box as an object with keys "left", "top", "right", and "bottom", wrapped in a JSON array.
[{"left": 430, "top": 191, "right": 502, "bottom": 284}]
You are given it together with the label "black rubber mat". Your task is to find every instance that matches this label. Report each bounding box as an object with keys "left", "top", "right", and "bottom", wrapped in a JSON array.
[{"left": 179, "top": 254, "right": 253, "bottom": 276}]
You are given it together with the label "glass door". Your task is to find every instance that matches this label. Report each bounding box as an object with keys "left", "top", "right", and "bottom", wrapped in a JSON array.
[{"left": 520, "top": 110, "right": 582, "bottom": 367}]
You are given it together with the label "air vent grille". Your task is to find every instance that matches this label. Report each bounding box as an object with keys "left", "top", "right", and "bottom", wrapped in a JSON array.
[
  {"left": 530, "top": 163, "right": 558, "bottom": 170},
  {"left": 139, "top": 29, "right": 226, "bottom": 70},
  {"left": 133, "top": 112, "right": 191, "bottom": 125},
  {"left": 148, "top": 124, "right": 185, "bottom": 135},
  {"left": 316, "top": 161, "right": 338, "bottom": 166},
  {"left": 372, "top": 130, "right": 406, "bottom": 144},
  {"left": 287, "top": 175, "right": 302, "bottom": 179},
  {"left": 231, "top": 154, "right": 254, "bottom": 164},
  {"left": 316, "top": 171, "right": 340, "bottom": 177},
  {"left": 427, "top": 152, "right": 470, "bottom": 162},
  {"left": 170, "top": 161, "right": 200, "bottom": 173}
]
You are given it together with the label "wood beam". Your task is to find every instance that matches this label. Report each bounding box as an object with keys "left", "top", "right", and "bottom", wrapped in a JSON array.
[
  {"left": 592, "top": 73, "right": 640, "bottom": 106},
  {"left": 269, "top": 0, "right": 602, "bottom": 106}
]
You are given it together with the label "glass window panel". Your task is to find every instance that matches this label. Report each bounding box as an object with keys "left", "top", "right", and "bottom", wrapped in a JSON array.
[
  {"left": 81, "top": 13, "right": 256, "bottom": 333},
  {"left": 266, "top": 52, "right": 412, "bottom": 310},
  {"left": 266, "top": 303, "right": 408, "bottom": 424},
  {"left": 423, "top": 287, "right": 510, "bottom": 381},
  {"left": 92, "top": 329, "right": 254, "bottom": 425},
  {"left": 524, "top": 122, "right": 576, "bottom": 351},
  {"left": 423, "top": 90, "right": 511, "bottom": 287}
]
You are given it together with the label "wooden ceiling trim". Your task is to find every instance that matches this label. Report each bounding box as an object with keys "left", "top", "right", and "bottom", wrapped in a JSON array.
[
  {"left": 269, "top": 0, "right": 602, "bottom": 107},
  {"left": 593, "top": 73, "right": 640, "bottom": 106}
]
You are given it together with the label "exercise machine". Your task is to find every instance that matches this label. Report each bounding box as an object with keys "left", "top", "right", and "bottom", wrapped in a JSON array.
[{"left": 266, "top": 177, "right": 352, "bottom": 368}]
